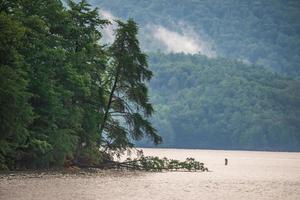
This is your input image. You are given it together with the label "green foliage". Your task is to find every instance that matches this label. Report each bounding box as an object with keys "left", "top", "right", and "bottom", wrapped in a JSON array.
[
  {"left": 0, "top": 0, "right": 158, "bottom": 170},
  {"left": 124, "top": 156, "right": 208, "bottom": 172},
  {"left": 99, "top": 19, "right": 162, "bottom": 151},
  {"left": 147, "top": 53, "right": 300, "bottom": 151},
  {"left": 0, "top": 12, "right": 34, "bottom": 170}
]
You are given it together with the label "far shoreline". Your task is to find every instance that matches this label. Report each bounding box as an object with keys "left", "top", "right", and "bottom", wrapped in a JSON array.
[{"left": 137, "top": 146, "right": 300, "bottom": 153}]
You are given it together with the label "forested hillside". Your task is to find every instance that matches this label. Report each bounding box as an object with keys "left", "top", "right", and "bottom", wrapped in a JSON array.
[
  {"left": 92, "top": 0, "right": 300, "bottom": 76},
  {"left": 147, "top": 53, "right": 300, "bottom": 151}
]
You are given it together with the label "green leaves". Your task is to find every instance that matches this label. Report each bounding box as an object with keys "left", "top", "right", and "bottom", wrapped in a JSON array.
[
  {"left": 99, "top": 19, "right": 161, "bottom": 150},
  {"left": 124, "top": 156, "right": 208, "bottom": 172},
  {"left": 0, "top": 12, "right": 34, "bottom": 169},
  {"left": 0, "top": 1, "right": 160, "bottom": 169}
]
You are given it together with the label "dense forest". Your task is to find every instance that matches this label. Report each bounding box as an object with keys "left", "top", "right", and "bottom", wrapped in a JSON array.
[
  {"left": 146, "top": 53, "right": 300, "bottom": 151},
  {"left": 0, "top": 0, "right": 160, "bottom": 170},
  {"left": 1, "top": 0, "right": 300, "bottom": 170},
  {"left": 92, "top": 0, "right": 300, "bottom": 76}
]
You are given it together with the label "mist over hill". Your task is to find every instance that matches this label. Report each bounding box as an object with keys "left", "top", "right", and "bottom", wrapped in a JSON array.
[{"left": 92, "top": 0, "right": 300, "bottom": 76}]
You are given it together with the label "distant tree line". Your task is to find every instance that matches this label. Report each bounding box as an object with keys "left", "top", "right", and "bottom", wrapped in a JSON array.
[
  {"left": 0, "top": 0, "right": 160, "bottom": 170},
  {"left": 145, "top": 53, "right": 300, "bottom": 151}
]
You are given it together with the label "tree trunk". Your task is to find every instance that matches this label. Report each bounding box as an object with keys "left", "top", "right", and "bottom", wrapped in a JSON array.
[{"left": 98, "top": 69, "right": 120, "bottom": 144}]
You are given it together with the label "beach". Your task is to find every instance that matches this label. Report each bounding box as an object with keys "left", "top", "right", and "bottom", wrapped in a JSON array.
[{"left": 1, "top": 148, "right": 300, "bottom": 200}]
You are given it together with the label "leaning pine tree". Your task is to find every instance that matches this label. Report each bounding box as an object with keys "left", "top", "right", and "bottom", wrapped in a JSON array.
[{"left": 99, "top": 19, "right": 162, "bottom": 151}]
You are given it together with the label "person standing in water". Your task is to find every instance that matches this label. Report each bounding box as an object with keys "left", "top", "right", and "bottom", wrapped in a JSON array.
[{"left": 225, "top": 158, "right": 228, "bottom": 165}]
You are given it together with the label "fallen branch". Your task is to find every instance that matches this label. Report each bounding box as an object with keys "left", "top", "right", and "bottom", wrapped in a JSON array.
[{"left": 75, "top": 156, "right": 209, "bottom": 172}]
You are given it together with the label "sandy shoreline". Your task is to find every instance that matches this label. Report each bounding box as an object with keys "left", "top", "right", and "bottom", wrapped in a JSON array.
[
  {"left": 1, "top": 171, "right": 299, "bottom": 200},
  {"left": 1, "top": 148, "right": 300, "bottom": 200}
]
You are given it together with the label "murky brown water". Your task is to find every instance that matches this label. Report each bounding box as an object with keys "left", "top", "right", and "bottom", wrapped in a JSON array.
[{"left": 1, "top": 148, "right": 300, "bottom": 200}]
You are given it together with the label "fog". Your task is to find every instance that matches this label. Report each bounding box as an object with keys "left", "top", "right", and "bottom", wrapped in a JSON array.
[
  {"left": 99, "top": 9, "right": 215, "bottom": 56},
  {"left": 151, "top": 25, "right": 215, "bottom": 56}
]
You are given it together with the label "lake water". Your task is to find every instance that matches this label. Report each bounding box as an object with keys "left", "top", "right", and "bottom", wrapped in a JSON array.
[{"left": 1, "top": 148, "right": 300, "bottom": 200}]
